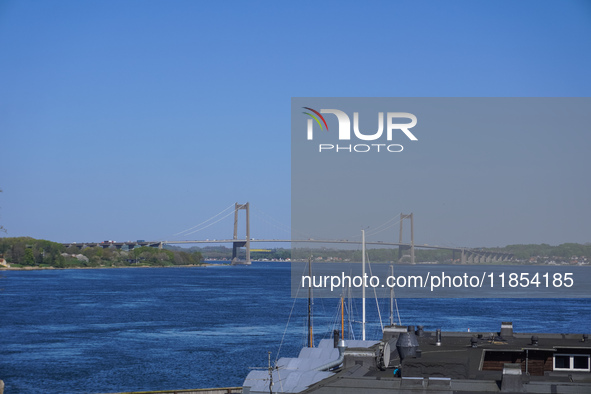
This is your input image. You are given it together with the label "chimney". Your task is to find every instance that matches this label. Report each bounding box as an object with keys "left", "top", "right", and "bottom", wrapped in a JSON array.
[{"left": 500, "top": 322, "right": 513, "bottom": 338}]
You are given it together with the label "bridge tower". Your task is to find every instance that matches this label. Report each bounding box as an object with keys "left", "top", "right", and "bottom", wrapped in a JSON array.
[
  {"left": 398, "top": 213, "right": 415, "bottom": 264},
  {"left": 231, "top": 202, "right": 251, "bottom": 265}
]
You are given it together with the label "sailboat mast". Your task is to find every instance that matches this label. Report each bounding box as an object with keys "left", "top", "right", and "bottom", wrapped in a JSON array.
[
  {"left": 347, "top": 286, "right": 352, "bottom": 340},
  {"left": 341, "top": 296, "right": 344, "bottom": 338},
  {"left": 389, "top": 263, "right": 394, "bottom": 326},
  {"left": 307, "top": 256, "right": 313, "bottom": 347},
  {"left": 362, "top": 229, "right": 366, "bottom": 341}
]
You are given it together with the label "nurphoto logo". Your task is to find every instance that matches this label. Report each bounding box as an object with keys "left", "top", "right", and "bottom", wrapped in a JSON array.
[{"left": 302, "top": 107, "right": 418, "bottom": 153}]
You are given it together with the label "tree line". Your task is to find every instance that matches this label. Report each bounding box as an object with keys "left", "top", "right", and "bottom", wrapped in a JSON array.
[
  {"left": 2, "top": 237, "right": 589, "bottom": 268},
  {"left": 482, "top": 243, "right": 591, "bottom": 261},
  {"left": 0, "top": 237, "right": 203, "bottom": 268}
]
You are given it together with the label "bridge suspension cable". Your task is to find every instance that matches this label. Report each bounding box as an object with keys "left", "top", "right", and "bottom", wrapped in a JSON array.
[
  {"left": 249, "top": 204, "right": 291, "bottom": 236},
  {"left": 250, "top": 204, "right": 314, "bottom": 240},
  {"left": 180, "top": 208, "right": 238, "bottom": 237},
  {"left": 339, "top": 213, "right": 404, "bottom": 241},
  {"left": 365, "top": 215, "right": 404, "bottom": 239},
  {"left": 169, "top": 203, "right": 237, "bottom": 239}
]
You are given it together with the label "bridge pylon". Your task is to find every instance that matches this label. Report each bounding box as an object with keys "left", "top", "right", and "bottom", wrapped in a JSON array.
[
  {"left": 398, "top": 213, "right": 415, "bottom": 264},
  {"left": 231, "top": 202, "right": 251, "bottom": 265}
]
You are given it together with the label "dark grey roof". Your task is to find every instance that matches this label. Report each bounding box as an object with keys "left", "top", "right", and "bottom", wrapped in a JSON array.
[
  {"left": 245, "top": 324, "right": 591, "bottom": 394},
  {"left": 243, "top": 339, "right": 378, "bottom": 394}
]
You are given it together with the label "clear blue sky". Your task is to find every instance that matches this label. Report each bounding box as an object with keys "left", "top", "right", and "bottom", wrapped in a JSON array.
[{"left": 1, "top": 1, "right": 590, "bottom": 246}]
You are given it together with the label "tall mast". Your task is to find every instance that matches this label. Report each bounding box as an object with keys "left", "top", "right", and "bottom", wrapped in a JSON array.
[
  {"left": 389, "top": 263, "right": 394, "bottom": 326},
  {"left": 307, "top": 256, "right": 313, "bottom": 347},
  {"left": 362, "top": 229, "right": 366, "bottom": 341},
  {"left": 347, "top": 286, "right": 352, "bottom": 340},
  {"left": 341, "top": 296, "right": 344, "bottom": 339},
  {"left": 268, "top": 351, "right": 273, "bottom": 394}
]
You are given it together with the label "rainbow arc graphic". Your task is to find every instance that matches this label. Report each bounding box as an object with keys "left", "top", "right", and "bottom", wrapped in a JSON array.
[{"left": 302, "top": 107, "right": 329, "bottom": 131}]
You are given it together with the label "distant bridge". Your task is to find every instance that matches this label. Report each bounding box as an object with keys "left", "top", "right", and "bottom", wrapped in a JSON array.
[
  {"left": 62, "top": 240, "right": 512, "bottom": 265},
  {"left": 62, "top": 203, "right": 513, "bottom": 265}
]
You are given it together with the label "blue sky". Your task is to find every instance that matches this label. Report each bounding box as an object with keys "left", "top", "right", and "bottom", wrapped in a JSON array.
[{"left": 1, "top": 1, "right": 590, "bottom": 246}]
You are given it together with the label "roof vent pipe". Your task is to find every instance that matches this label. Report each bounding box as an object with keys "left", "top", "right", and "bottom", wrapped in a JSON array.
[
  {"left": 315, "top": 340, "right": 346, "bottom": 371},
  {"left": 397, "top": 329, "right": 420, "bottom": 360},
  {"left": 416, "top": 326, "right": 424, "bottom": 337}
]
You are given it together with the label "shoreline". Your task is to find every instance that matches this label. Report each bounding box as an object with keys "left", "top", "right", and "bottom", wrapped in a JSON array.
[
  {"left": 1, "top": 261, "right": 583, "bottom": 272},
  {"left": 0, "top": 263, "right": 223, "bottom": 271}
]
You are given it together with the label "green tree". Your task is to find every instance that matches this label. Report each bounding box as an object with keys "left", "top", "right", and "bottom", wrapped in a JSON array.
[
  {"left": 11, "top": 242, "right": 25, "bottom": 264},
  {"left": 82, "top": 247, "right": 103, "bottom": 259},
  {"left": 24, "top": 248, "right": 35, "bottom": 266},
  {"left": 192, "top": 251, "right": 203, "bottom": 264},
  {"left": 65, "top": 246, "right": 79, "bottom": 254},
  {"left": 173, "top": 251, "right": 191, "bottom": 265},
  {"left": 54, "top": 254, "right": 66, "bottom": 268},
  {"left": 103, "top": 248, "right": 116, "bottom": 261}
]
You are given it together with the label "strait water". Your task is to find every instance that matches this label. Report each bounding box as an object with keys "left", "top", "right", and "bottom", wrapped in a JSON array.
[{"left": 1, "top": 262, "right": 590, "bottom": 393}]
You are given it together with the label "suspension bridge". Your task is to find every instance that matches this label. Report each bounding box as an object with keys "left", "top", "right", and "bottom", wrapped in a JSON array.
[{"left": 62, "top": 202, "right": 513, "bottom": 265}]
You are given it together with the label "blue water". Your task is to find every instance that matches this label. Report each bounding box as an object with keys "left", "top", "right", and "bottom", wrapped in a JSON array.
[{"left": 0, "top": 262, "right": 590, "bottom": 393}]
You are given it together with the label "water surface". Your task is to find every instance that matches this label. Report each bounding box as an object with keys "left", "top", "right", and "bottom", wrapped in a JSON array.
[{"left": 1, "top": 263, "right": 589, "bottom": 393}]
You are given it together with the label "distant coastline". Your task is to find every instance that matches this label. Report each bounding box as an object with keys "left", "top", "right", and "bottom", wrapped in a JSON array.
[
  {"left": 0, "top": 263, "right": 219, "bottom": 271},
  {"left": 3, "top": 260, "right": 588, "bottom": 272},
  {"left": 2, "top": 236, "right": 590, "bottom": 270}
]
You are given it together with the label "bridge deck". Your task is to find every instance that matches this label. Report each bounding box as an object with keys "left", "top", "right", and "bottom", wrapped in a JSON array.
[{"left": 60, "top": 239, "right": 513, "bottom": 259}]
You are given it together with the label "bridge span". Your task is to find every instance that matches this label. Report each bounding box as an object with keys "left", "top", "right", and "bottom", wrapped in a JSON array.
[
  {"left": 62, "top": 203, "right": 512, "bottom": 265},
  {"left": 62, "top": 238, "right": 513, "bottom": 265}
]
